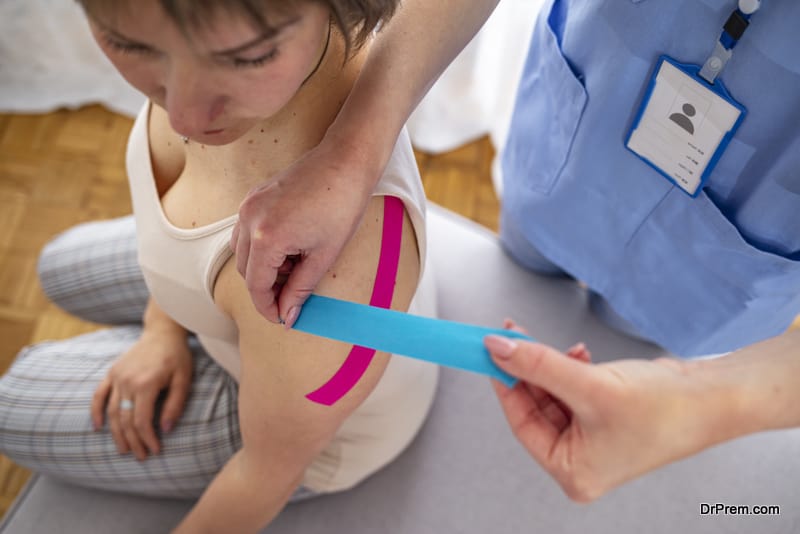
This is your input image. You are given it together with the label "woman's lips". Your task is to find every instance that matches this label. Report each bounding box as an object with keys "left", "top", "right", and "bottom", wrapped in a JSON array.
[{"left": 203, "top": 128, "right": 225, "bottom": 135}]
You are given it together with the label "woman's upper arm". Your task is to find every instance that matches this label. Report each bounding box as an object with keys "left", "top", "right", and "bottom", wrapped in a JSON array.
[{"left": 216, "top": 196, "right": 420, "bottom": 468}]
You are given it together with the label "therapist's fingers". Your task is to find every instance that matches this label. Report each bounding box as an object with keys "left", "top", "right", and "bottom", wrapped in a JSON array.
[
  {"left": 502, "top": 318, "right": 528, "bottom": 335},
  {"left": 244, "top": 239, "right": 284, "bottom": 323},
  {"left": 499, "top": 320, "right": 570, "bottom": 422},
  {"left": 497, "top": 351, "right": 573, "bottom": 433},
  {"left": 486, "top": 337, "right": 595, "bottom": 412},
  {"left": 487, "top": 339, "right": 596, "bottom": 463},
  {"left": 502, "top": 318, "right": 591, "bottom": 364},
  {"left": 495, "top": 320, "right": 592, "bottom": 428},
  {"left": 491, "top": 379, "right": 562, "bottom": 462},
  {"left": 278, "top": 251, "right": 334, "bottom": 330},
  {"left": 566, "top": 342, "right": 591, "bottom": 363},
  {"left": 542, "top": 343, "right": 591, "bottom": 424}
]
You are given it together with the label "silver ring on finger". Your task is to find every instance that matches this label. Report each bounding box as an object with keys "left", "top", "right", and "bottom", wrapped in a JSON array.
[{"left": 119, "top": 398, "right": 134, "bottom": 411}]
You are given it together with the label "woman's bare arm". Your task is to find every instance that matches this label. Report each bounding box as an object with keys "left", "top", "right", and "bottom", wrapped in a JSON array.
[{"left": 175, "top": 198, "right": 420, "bottom": 533}]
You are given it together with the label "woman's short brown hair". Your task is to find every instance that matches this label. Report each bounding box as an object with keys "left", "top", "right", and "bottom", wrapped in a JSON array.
[{"left": 77, "top": 0, "right": 399, "bottom": 56}]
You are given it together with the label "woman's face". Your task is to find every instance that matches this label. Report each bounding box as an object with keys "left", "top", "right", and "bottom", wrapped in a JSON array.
[{"left": 87, "top": 1, "right": 330, "bottom": 145}]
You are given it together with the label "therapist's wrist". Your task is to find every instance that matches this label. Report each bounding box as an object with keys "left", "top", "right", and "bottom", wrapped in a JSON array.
[
  {"left": 322, "top": 112, "right": 398, "bottom": 195},
  {"left": 680, "top": 356, "right": 759, "bottom": 448},
  {"left": 686, "top": 330, "right": 800, "bottom": 440},
  {"left": 323, "top": 58, "right": 411, "bottom": 189}
]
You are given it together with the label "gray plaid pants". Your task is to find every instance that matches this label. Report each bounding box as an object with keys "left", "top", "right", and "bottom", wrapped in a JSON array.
[{"left": 0, "top": 216, "right": 314, "bottom": 500}]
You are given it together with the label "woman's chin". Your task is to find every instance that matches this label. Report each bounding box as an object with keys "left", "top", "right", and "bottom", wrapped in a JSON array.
[
  {"left": 184, "top": 118, "right": 265, "bottom": 146},
  {"left": 189, "top": 128, "right": 242, "bottom": 146}
]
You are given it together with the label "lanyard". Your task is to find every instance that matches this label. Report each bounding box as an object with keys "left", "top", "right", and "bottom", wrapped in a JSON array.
[{"left": 699, "top": 0, "right": 762, "bottom": 83}]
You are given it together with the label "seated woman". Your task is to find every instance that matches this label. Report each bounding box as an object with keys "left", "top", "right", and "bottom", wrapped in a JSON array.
[{"left": 0, "top": 0, "right": 438, "bottom": 531}]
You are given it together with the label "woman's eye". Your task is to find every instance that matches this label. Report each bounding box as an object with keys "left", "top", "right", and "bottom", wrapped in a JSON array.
[
  {"left": 103, "top": 35, "right": 155, "bottom": 56},
  {"left": 232, "top": 48, "right": 279, "bottom": 69}
]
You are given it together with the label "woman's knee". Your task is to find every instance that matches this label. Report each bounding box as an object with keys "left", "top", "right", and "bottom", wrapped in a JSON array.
[
  {"left": 37, "top": 217, "right": 148, "bottom": 323},
  {"left": 37, "top": 225, "right": 80, "bottom": 303},
  {"left": 0, "top": 344, "right": 60, "bottom": 452},
  {"left": 0, "top": 333, "right": 120, "bottom": 474},
  {"left": 38, "top": 218, "right": 135, "bottom": 296}
]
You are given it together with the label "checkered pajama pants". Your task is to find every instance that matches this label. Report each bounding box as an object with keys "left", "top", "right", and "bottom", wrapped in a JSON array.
[{"left": 0, "top": 216, "right": 315, "bottom": 501}]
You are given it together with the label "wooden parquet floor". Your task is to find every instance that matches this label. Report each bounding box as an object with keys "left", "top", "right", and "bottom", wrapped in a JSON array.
[{"left": 0, "top": 105, "right": 500, "bottom": 518}]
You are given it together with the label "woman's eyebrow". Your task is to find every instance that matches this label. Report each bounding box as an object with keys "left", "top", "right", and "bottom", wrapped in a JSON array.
[
  {"left": 211, "top": 17, "right": 302, "bottom": 57},
  {"left": 90, "top": 16, "right": 149, "bottom": 45},
  {"left": 90, "top": 13, "right": 301, "bottom": 56}
]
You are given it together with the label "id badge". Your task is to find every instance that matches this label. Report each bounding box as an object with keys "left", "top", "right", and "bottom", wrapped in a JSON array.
[{"left": 626, "top": 56, "right": 746, "bottom": 197}]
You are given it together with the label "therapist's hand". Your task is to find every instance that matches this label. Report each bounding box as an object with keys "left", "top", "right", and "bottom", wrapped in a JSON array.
[
  {"left": 231, "top": 139, "right": 375, "bottom": 327},
  {"left": 485, "top": 320, "right": 735, "bottom": 502}
]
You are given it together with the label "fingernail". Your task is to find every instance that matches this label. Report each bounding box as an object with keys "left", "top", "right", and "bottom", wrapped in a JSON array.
[
  {"left": 284, "top": 306, "right": 300, "bottom": 330},
  {"left": 162, "top": 420, "right": 173, "bottom": 433},
  {"left": 485, "top": 335, "right": 518, "bottom": 360}
]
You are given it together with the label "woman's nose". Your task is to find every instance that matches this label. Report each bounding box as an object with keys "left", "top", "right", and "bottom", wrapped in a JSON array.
[{"left": 163, "top": 70, "right": 223, "bottom": 137}]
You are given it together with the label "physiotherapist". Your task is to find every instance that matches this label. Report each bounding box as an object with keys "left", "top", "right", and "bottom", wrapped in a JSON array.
[{"left": 230, "top": 0, "right": 800, "bottom": 500}]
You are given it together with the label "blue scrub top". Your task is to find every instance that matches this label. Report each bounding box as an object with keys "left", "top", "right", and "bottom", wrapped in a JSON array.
[{"left": 502, "top": 0, "right": 800, "bottom": 356}]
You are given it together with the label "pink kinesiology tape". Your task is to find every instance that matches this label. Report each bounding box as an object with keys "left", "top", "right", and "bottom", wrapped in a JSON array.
[{"left": 305, "top": 195, "right": 404, "bottom": 406}]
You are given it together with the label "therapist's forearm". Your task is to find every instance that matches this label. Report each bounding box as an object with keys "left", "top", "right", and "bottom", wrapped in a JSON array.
[
  {"left": 689, "top": 328, "right": 800, "bottom": 444},
  {"left": 326, "top": 0, "right": 501, "bottom": 176}
]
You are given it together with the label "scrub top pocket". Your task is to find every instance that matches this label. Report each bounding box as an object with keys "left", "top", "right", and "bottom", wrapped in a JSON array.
[
  {"left": 623, "top": 186, "right": 800, "bottom": 355},
  {"left": 503, "top": 0, "right": 587, "bottom": 196},
  {"left": 702, "top": 137, "right": 756, "bottom": 202}
]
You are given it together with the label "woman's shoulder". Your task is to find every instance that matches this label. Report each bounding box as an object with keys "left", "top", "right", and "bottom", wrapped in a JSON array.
[{"left": 213, "top": 195, "right": 420, "bottom": 323}]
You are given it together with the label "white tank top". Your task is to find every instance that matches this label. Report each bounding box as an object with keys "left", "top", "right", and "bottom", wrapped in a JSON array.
[{"left": 125, "top": 102, "right": 438, "bottom": 492}]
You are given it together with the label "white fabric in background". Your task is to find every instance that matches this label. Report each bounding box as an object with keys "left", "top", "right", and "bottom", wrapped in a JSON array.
[
  {"left": 0, "top": 0, "right": 541, "bottom": 195},
  {"left": 407, "top": 0, "right": 542, "bottom": 196},
  {"left": 0, "top": 0, "right": 146, "bottom": 117}
]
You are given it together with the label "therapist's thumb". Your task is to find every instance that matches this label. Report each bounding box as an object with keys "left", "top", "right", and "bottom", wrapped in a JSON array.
[{"left": 485, "top": 336, "right": 592, "bottom": 407}]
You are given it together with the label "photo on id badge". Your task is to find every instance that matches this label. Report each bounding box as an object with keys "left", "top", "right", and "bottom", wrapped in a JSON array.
[{"left": 626, "top": 56, "right": 746, "bottom": 197}]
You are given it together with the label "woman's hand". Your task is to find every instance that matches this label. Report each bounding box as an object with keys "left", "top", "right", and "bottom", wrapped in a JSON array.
[
  {"left": 231, "top": 137, "right": 376, "bottom": 328},
  {"left": 484, "top": 320, "right": 742, "bottom": 502},
  {"left": 91, "top": 329, "right": 193, "bottom": 461}
]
